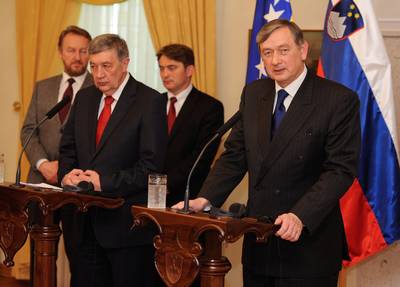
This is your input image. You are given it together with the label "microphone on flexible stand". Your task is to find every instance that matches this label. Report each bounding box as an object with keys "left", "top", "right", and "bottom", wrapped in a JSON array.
[
  {"left": 179, "top": 111, "right": 241, "bottom": 214},
  {"left": 11, "top": 96, "right": 72, "bottom": 188}
]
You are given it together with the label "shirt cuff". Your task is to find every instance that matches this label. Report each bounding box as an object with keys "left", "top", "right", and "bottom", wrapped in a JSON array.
[{"left": 36, "top": 158, "right": 49, "bottom": 170}]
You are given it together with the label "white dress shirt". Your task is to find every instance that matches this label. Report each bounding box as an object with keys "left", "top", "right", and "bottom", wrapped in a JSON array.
[
  {"left": 97, "top": 72, "right": 130, "bottom": 117},
  {"left": 166, "top": 84, "right": 193, "bottom": 116},
  {"left": 273, "top": 65, "right": 308, "bottom": 113}
]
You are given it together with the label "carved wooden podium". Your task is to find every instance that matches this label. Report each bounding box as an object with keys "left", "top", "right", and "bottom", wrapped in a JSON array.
[
  {"left": 0, "top": 183, "right": 124, "bottom": 287},
  {"left": 132, "top": 206, "right": 278, "bottom": 287}
]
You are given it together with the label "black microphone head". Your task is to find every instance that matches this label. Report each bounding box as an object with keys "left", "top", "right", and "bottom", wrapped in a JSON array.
[
  {"left": 209, "top": 203, "right": 246, "bottom": 219},
  {"left": 45, "top": 96, "right": 72, "bottom": 119},
  {"left": 63, "top": 181, "right": 94, "bottom": 193},
  {"left": 215, "top": 111, "right": 241, "bottom": 136},
  {"left": 228, "top": 203, "right": 247, "bottom": 218},
  {"left": 77, "top": 181, "right": 94, "bottom": 192}
]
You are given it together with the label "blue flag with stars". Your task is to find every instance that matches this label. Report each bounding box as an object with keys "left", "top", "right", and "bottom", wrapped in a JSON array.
[{"left": 246, "top": 0, "right": 292, "bottom": 84}]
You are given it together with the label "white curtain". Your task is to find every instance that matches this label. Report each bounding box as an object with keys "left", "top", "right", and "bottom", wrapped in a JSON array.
[{"left": 79, "top": 0, "right": 165, "bottom": 92}]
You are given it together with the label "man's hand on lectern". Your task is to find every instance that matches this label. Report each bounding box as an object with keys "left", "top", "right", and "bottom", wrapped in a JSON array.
[{"left": 172, "top": 197, "right": 210, "bottom": 212}]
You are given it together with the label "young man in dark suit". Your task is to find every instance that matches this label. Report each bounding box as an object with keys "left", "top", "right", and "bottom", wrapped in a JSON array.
[
  {"left": 58, "top": 34, "right": 168, "bottom": 287},
  {"left": 157, "top": 44, "right": 224, "bottom": 206},
  {"left": 174, "top": 20, "right": 361, "bottom": 287}
]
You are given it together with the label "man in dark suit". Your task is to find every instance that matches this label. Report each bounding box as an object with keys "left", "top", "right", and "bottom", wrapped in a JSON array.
[
  {"left": 157, "top": 44, "right": 224, "bottom": 206},
  {"left": 58, "top": 34, "right": 168, "bottom": 287},
  {"left": 174, "top": 20, "right": 361, "bottom": 286},
  {"left": 20, "top": 25, "right": 92, "bottom": 286}
]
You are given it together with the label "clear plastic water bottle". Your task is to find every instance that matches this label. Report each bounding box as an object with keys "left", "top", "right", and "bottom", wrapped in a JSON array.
[
  {"left": 147, "top": 174, "right": 167, "bottom": 208},
  {"left": 0, "top": 153, "right": 4, "bottom": 183}
]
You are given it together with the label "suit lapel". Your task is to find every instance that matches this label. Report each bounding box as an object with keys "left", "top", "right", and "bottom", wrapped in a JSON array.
[
  {"left": 255, "top": 72, "right": 315, "bottom": 186},
  {"left": 94, "top": 76, "right": 137, "bottom": 158},
  {"left": 168, "top": 87, "right": 200, "bottom": 142},
  {"left": 47, "top": 75, "right": 63, "bottom": 126},
  {"left": 257, "top": 82, "right": 275, "bottom": 158},
  {"left": 87, "top": 89, "right": 102, "bottom": 158}
]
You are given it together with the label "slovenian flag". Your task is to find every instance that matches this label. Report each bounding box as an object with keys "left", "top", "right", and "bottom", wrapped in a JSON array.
[
  {"left": 246, "top": 0, "right": 292, "bottom": 84},
  {"left": 318, "top": 0, "right": 400, "bottom": 265}
]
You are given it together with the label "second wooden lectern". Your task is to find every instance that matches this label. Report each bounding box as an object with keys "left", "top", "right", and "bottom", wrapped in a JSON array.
[
  {"left": 0, "top": 183, "right": 124, "bottom": 287},
  {"left": 132, "top": 206, "right": 277, "bottom": 287}
]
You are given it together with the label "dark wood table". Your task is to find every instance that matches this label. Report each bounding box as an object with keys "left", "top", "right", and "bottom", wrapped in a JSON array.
[
  {"left": 0, "top": 183, "right": 124, "bottom": 287},
  {"left": 132, "top": 206, "right": 277, "bottom": 287}
]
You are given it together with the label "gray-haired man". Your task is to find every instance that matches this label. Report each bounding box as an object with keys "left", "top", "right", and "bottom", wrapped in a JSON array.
[{"left": 58, "top": 34, "right": 168, "bottom": 287}]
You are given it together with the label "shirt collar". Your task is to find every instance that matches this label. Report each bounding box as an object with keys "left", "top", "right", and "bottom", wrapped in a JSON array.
[
  {"left": 167, "top": 83, "right": 193, "bottom": 102},
  {"left": 62, "top": 70, "right": 88, "bottom": 88},
  {"left": 275, "top": 65, "right": 307, "bottom": 97},
  {"left": 102, "top": 72, "right": 130, "bottom": 102}
]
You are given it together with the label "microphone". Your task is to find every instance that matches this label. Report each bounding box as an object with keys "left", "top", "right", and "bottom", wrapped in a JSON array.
[
  {"left": 179, "top": 111, "right": 241, "bottom": 214},
  {"left": 209, "top": 203, "right": 247, "bottom": 219},
  {"left": 45, "top": 96, "right": 72, "bottom": 118},
  {"left": 11, "top": 96, "right": 72, "bottom": 188},
  {"left": 63, "top": 181, "right": 94, "bottom": 193},
  {"left": 214, "top": 111, "right": 241, "bottom": 136}
]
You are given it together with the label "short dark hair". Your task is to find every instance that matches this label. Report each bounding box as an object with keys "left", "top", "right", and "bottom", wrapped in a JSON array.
[
  {"left": 157, "top": 44, "right": 195, "bottom": 67},
  {"left": 256, "top": 19, "right": 304, "bottom": 47},
  {"left": 58, "top": 25, "right": 92, "bottom": 48},
  {"left": 89, "top": 34, "right": 129, "bottom": 60}
]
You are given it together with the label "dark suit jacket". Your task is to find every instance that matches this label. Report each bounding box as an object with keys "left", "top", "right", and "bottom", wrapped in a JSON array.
[
  {"left": 164, "top": 87, "right": 224, "bottom": 206},
  {"left": 199, "top": 71, "right": 361, "bottom": 277},
  {"left": 21, "top": 73, "right": 93, "bottom": 183},
  {"left": 58, "top": 75, "right": 168, "bottom": 248}
]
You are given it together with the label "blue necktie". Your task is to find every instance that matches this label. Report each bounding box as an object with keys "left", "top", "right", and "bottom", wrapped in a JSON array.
[{"left": 271, "top": 89, "right": 289, "bottom": 138}]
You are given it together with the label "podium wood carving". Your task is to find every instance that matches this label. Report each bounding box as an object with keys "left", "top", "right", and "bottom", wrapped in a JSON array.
[
  {"left": 132, "top": 206, "right": 277, "bottom": 287},
  {"left": 0, "top": 183, "right": 123, "bottom": 287}
]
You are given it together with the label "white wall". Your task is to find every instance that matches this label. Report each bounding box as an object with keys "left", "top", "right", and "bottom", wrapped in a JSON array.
[{"left": 372, "top": 0, "right": 400, "bottom": 32}]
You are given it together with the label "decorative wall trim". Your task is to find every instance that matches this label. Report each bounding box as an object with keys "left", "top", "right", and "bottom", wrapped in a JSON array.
[
  {"left": 382, "top": 30, "right": 400, "bottom": 37},
  {"left": 378, "top": 18, "right": 400, "bottom": 35}
]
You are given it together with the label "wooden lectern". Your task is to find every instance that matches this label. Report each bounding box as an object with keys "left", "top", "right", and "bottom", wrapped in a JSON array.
[
  {"left": 0, "top": 183, "right": 124, "bottom": 287},
  {"left": 132, "top": 206, "right": 278, "bottom": 287}
]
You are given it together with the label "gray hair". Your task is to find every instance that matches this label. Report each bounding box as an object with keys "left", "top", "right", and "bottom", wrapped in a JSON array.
[
  {"left": 256, "top": 19, "right": 304, "bottom": 47},
  {"left": 89, "top": 34, "right": 129, "bottom": 60}
]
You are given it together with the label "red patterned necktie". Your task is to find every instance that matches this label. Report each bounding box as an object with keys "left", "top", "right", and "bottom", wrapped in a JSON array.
[
  {"left": 58, "top": 78, "right": 75, "bottom": 123},
  {"left": 96, "top": 96, "right": 114, "bottom": 146},
  {"left": 167, "top": 97, "right": 177, "bottom": 134}
]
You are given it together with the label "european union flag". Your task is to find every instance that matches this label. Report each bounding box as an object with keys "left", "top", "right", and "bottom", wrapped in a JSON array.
[{"left": 245, "top": 0, "right": 292, "bottom": 84}]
